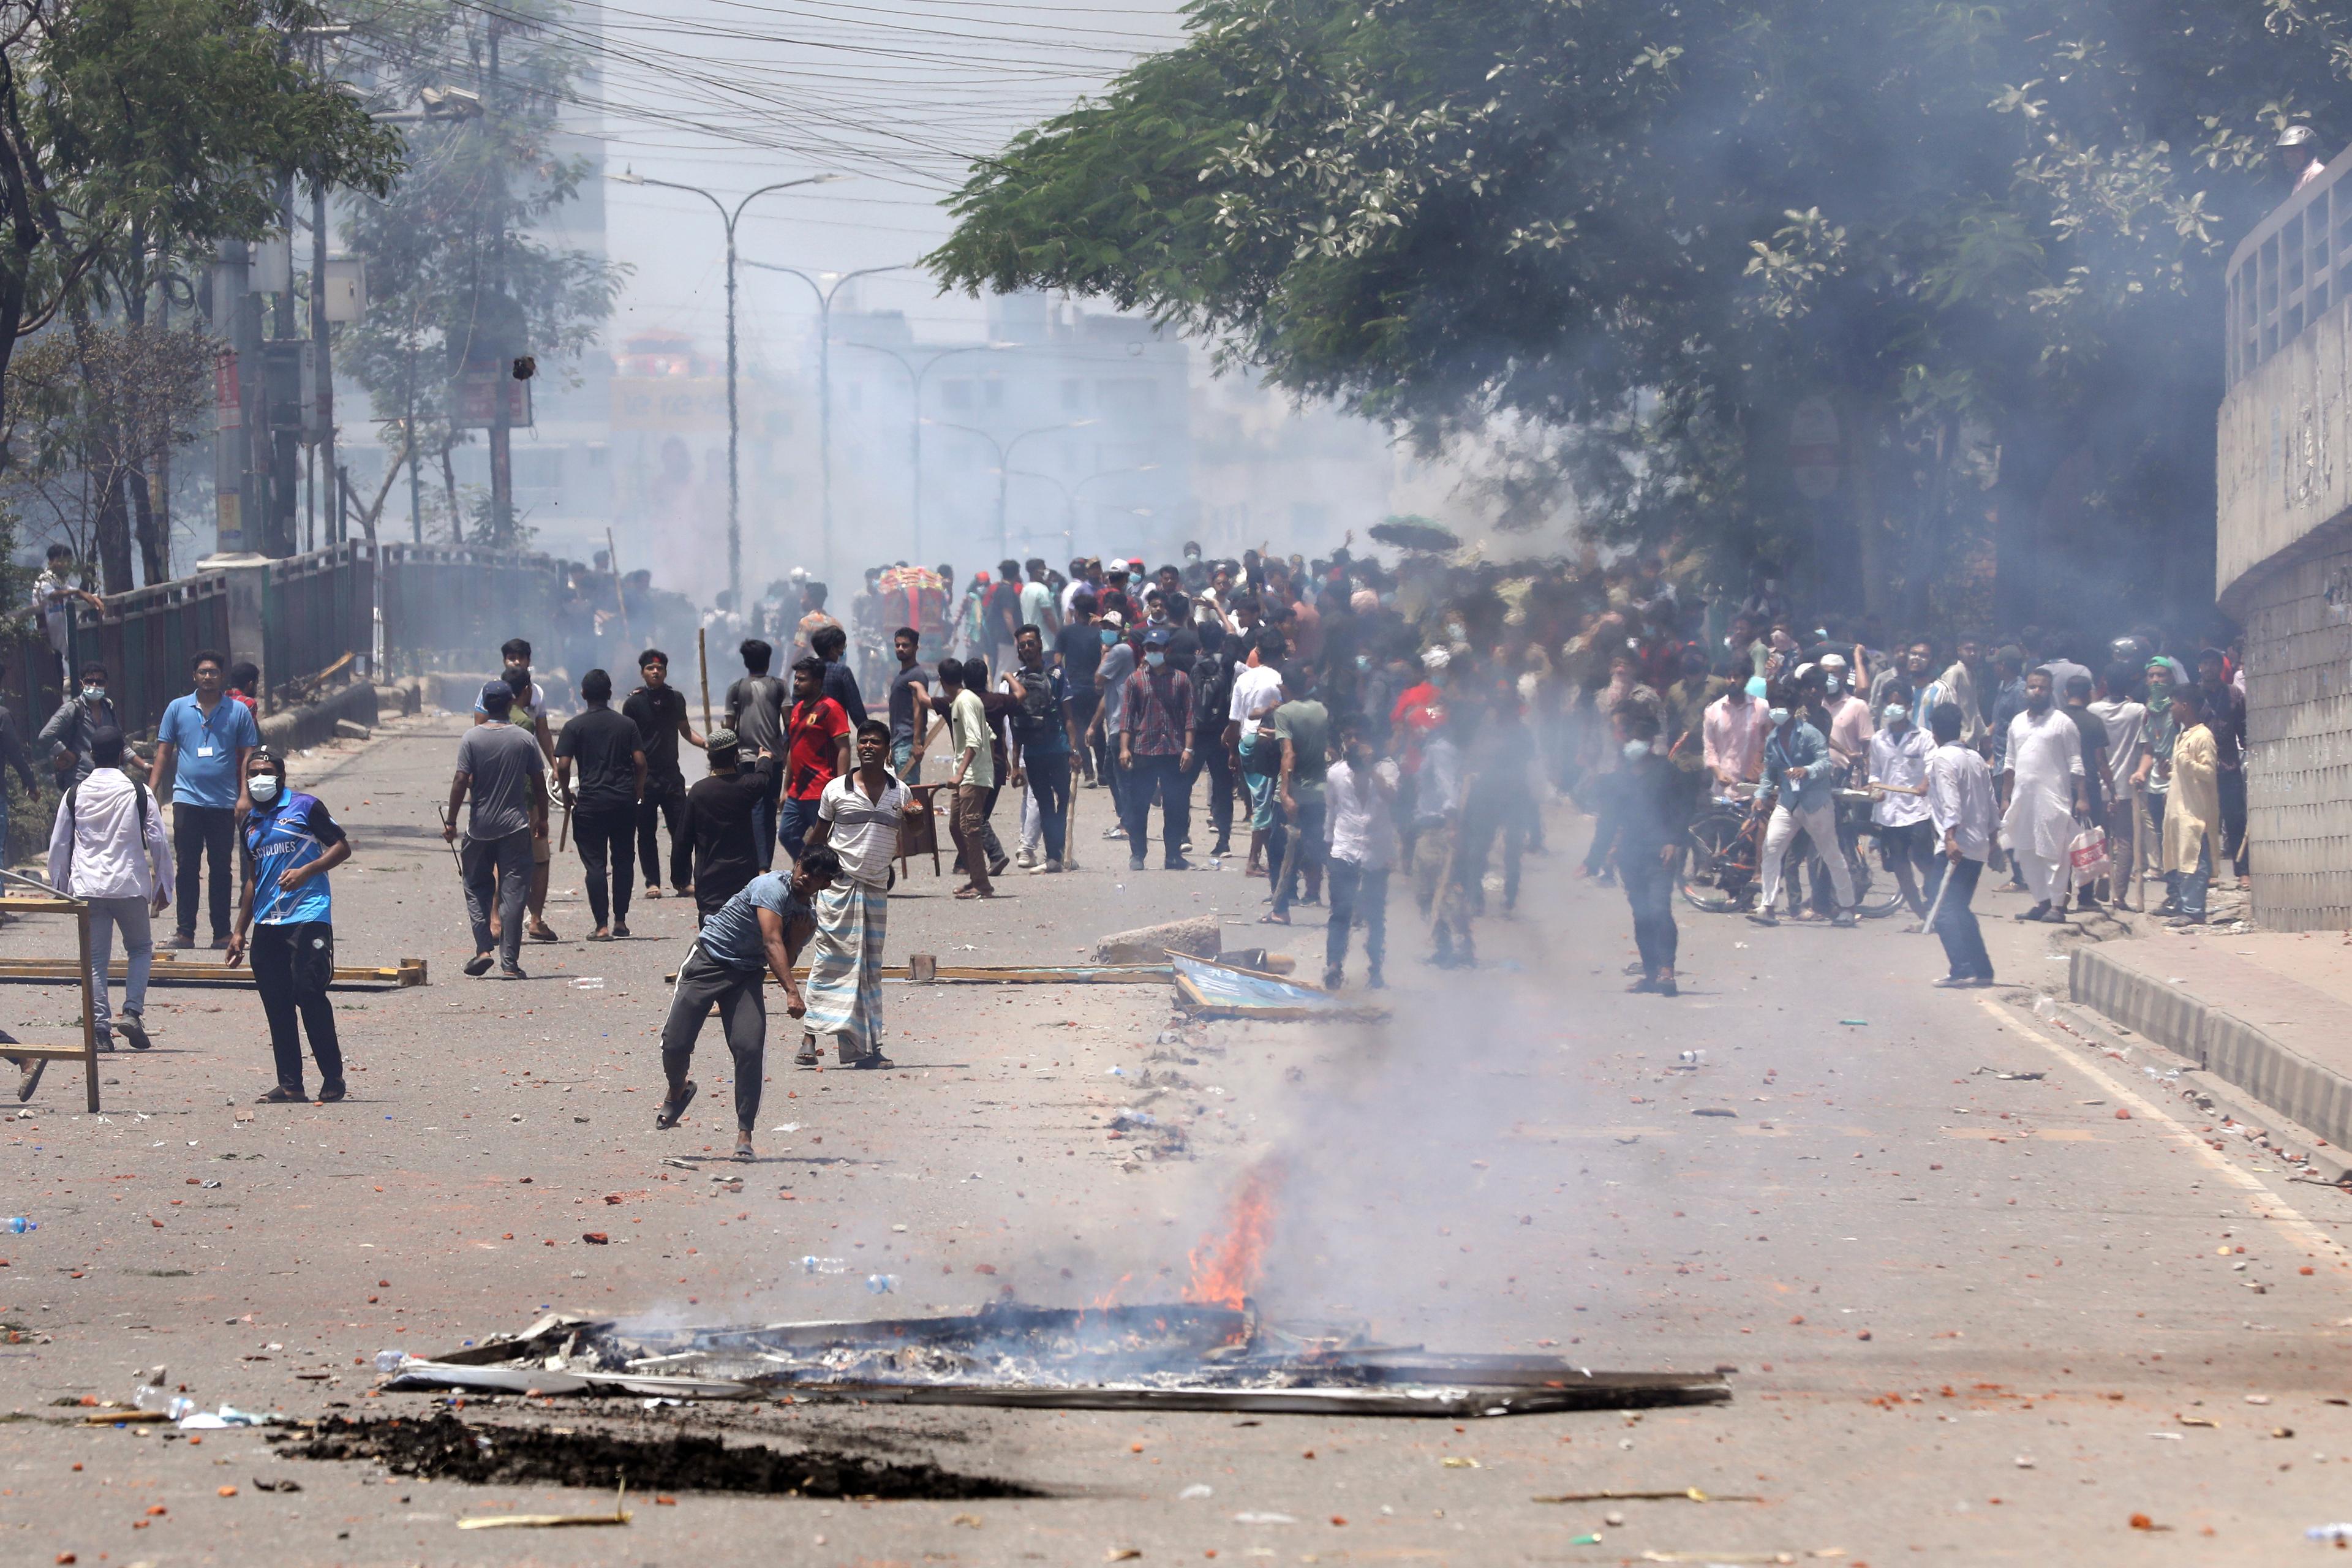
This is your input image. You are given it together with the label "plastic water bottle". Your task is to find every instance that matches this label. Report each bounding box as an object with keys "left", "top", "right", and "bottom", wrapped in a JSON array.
[
  {"left": 800, "top": 1256, "right": 846, "bottom": 1275},
  {"left": 373, "top": 1349, "right": 408, "bottom": 1373},
  {"left": 864, "top": 1273, "right": 897, "bottom": 1294},
  {"left": 1, "top": 1217, "right": 34, "bottom": 1234}
]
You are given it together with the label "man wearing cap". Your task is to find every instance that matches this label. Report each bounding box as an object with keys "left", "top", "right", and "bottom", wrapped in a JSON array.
[
  {"left": 445, "top": 680, "right": 546, "bottom": 980},
  {"left": 44, "top": 725, "right": 171, "bottom": 1058},
  {"left": 681, "top": 726, "right": 777, "bottom": 923},
  {"left": 1120, "top": 626, "right": 1194, "bottom": 870},
  {"left": 1225, "top": 628, "right": 1288, "bottom": 876},
  {"left": 2282, "top": 124, "right": 2329, "bottom": 193}
]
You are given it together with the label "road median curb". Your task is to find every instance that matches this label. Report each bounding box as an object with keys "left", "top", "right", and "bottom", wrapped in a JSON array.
[{"left": 2070, "top": 943, "right": 2352, "bottom": 1155}]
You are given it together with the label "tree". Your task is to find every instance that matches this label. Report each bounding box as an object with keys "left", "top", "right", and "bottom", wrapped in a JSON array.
[
  {"left": 339, "top": 0, "right": 624, "bottom": 548},
  {"left": 932, "top": 0, "right": 2352, "bottom": 627},
  {"left": 1, "top": 318, "right": 211, "bottom": 585},
  {"left": 0, "top": 0, "right": 402, "bottom": 496}
]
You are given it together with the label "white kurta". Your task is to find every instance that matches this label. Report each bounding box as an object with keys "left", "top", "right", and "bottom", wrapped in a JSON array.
[{"left": 2000, "top": 707, "right": 2084, "bottom": 864}]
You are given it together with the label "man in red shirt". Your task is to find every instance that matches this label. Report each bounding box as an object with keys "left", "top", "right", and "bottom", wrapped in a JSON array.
[{"left": 778, "top": 655, "right": 851, "bottom": 864}]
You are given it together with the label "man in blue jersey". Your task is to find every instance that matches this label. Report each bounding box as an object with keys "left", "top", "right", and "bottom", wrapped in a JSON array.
[{"left": 227, "top": 749, "right": 353, "bottom": 1104}]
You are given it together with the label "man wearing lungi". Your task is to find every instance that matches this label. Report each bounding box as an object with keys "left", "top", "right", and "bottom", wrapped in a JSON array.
[{"left": 797, "top": 718, "right": 909, "bottom": 1068}]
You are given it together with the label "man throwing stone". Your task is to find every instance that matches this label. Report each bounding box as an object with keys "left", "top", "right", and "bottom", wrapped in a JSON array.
[
  {"left": 656, "top": 847, "right": 842, "bottom": 1161},
  {"left": 799, "top": 719, "right": 907, "bottom": 1069}
]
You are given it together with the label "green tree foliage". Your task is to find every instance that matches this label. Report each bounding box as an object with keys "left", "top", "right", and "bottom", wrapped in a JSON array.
[
  {"left": 933, "top": 0, "right": 2350, "bottom": 625},
  {"left": 0, "top": 0, "right": 401, "bottom": 445},
  {"left": 339, "top": 0, "right": 624, "bottom": 548}
]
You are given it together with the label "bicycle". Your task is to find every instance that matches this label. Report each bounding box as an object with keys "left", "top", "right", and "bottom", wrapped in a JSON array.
[{"left": 1679, "top": 783, "right": 1901, "bottom": 918}]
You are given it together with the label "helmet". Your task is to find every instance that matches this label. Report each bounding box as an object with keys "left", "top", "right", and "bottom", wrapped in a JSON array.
[{"left": 2279, "top": 125, "right": 2320, "bottom": 149}]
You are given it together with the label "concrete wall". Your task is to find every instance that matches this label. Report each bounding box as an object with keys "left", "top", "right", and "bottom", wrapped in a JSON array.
[
  {"left": 2237, "top": 543, "right": 2352, "bottom": 929},
  {"left": 2218, "top": 199, "right": 2352, "bottom": 930}
]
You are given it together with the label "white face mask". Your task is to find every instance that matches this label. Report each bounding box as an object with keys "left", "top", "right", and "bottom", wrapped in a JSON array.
[
  {"left": 1621, "top": 738, "right": 1651, "bottom": 762},
  {"left": 1768, "top": 706, "right": 1790, "bottom": 727},
  {"left": 248, "top": 775, "right": 281, "bottom": 804},
  {"left": 1883, "top": 704, "right": 1909, "bottom": 725},
  {"left": 1145, "top": 650, "right": 1166, "bottom": 668},
  {"left": 80, "top": 685, "right": 104, "bottom": 704}
]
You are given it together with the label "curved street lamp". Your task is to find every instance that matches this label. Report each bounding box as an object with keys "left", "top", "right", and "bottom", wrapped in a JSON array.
[
  {"left": 607, "top": 168, "right": 843, "bottom": 606},
  {"left": 922, "top": 419, "right": 1095, "bottom": 564}
]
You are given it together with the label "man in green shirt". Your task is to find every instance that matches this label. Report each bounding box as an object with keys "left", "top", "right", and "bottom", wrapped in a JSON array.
[
  {"left": 941, "top": 658, "right": 995, "bottom": 899},
  {"left": 1263, "top": 657, "right": 1331, "bottom": 924}
]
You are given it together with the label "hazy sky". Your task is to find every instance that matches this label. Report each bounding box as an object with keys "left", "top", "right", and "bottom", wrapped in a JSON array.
[{"left": 586, "top": 0, "right": 1189, "bottom": 368}]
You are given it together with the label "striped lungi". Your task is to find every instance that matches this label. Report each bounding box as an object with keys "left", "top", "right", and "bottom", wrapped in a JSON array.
[{"left": 802, "top": 878, "right": 886, "bottom": 1057}]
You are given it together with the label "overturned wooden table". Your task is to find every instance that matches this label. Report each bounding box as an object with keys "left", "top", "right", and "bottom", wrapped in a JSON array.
[{"left": 0, "top": 893, "right": 103, "bottom": 1112}]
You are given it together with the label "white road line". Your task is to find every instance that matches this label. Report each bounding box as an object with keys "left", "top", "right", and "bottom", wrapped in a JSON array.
[{"left": 1975, "top": 995, "right": 2350, "bottom": 1270}]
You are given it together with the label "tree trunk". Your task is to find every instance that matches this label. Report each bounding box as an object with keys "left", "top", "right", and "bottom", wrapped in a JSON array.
[
  {"left": 1990, "top": 414, "right": 2075, "bottom": 631},
  {"left": 94, "top": 463, "right": 133, "bottom": 592},
  {"left": 129, "top": 462, "right": 167, "bottom": 584},
  {"left": 440, "top": 440, "right": 463, "bottom": 544}
]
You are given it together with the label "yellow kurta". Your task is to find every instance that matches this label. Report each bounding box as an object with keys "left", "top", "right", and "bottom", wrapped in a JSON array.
[{"left": 2163, "top": 723, "right": 2222, "bottom": 874}]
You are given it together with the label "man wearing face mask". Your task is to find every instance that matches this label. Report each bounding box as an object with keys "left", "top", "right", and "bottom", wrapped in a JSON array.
[
  {"left": 1866, "top": 697, "right": 1937, "bottom": 921},
  {"left": 1997, "top": 669, "right": 2088, "bottom": 923},
  {"left": 1118, "top": 627, "right": 1194, "bottom": 871},
  {"left": 228, "top": 749, "right": 353, "bottom": 1104},
  {"left": 1703, "top": 666, "right": 1771, "bottom": 793},
  {"left": 1747, "top": 685, "right": 1858, "bottom": 927},
  {"left": 1817, "top": 655, "right": 1874, "bottom": 784},
  {"left": 40, "top": 662, "right": 126, "bottom": 788}
]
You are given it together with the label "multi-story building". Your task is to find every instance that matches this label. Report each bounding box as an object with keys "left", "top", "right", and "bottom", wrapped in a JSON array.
[{"left": 2217, "top": 145, "right": 2352, "bottom": 928}]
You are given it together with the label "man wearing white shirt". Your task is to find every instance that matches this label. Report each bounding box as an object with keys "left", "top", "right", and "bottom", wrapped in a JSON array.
[
  {"left": 1925, "top": 701, "right": 1997, "bottom": 987},
  {"left": 2088, "top": 662, "right": 2150, "bottom": 911},
  {"left": 1865, "top": 701, "right": 1936, "bottom": 921},
  {"left": 46, "top": 726, "right": 172, "bottom": 1054},
  {"left": 1322, "top": 712, "right": 1398, "bottom": 990},
  {"left": 1998, "top": 670, "right": 2087, "bottom": 923}
]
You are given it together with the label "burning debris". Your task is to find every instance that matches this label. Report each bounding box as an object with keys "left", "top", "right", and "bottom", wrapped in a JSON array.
[{"left": 384, "top": 1302, "right": 1730, "bottom": 1419}]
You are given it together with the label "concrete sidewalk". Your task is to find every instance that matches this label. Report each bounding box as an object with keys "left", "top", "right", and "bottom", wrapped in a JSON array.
[{"left": 2071, "top": 929, "right": 2352, "bottom": 1150}]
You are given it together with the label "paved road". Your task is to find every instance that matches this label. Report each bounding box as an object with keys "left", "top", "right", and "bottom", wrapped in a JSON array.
[{"left": 1, "top": 710, "right": 2346, "bottom": 1564}]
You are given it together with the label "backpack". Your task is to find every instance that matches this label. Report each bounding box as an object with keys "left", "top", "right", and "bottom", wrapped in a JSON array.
[
  {"left": 60, "top": 774, "right": 151, "bottom": 883},
  {"left": 1011, "top": 664, "right": 1058, "bottom": 739}
]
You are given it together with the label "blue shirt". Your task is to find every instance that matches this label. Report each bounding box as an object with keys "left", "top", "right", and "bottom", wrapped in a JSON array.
[
  {"left": 696, "top": 870, "right": 813, "bottom": 971},
  {"left": 241, "top": 791, "right": 345, "bottom": 926},
  {"left": 159, "top": 693, "right": 262, "bottom": 810},
  {"left": 1763, "top": 720, "right": 1834, "bottom": 812}
]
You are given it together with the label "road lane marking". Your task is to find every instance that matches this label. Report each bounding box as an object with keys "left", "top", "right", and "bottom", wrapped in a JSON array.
[{"left": 1976, "top": 996, "right": 2350, "bottom": 1270}]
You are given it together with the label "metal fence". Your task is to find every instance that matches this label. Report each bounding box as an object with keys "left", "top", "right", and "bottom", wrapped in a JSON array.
[
  {"left": 71, "top": 571, "right": 234, "bottom": 739},
  {"left": 262, "top": 543, "right": 374, "bottom": 701}
]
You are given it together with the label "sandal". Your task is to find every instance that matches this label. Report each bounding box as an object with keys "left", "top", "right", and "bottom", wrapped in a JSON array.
[
  {"left": 654, "top": 1079, "right": 698, "bottom": 1129},
  {"left": 954, "top": 886, "right": 990, "bottom": 900},
  {"left": 1257, "top": 912, "right": 1289, "bottom": 925},
  {"left": 733, "top": 1134, "right": 756, "bottom": 1162}
]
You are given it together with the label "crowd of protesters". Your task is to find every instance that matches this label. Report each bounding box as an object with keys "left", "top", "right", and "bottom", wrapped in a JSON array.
[{"left": 12, "top": 535, "right": 2249, "bottom": 1129}]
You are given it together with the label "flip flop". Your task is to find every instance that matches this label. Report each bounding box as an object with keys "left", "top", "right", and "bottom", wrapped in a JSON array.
[{"left": 655, "top": 1079, "right": 698, "bottom": 1129}]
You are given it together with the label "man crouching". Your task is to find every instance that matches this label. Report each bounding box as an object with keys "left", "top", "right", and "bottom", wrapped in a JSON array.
[{"left": 655, "top": 845, "right": 842, "bottom": 1161}]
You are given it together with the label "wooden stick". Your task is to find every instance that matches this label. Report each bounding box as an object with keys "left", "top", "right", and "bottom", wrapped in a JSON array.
[{"left": 697, "top": 625, "right": 712, "bottom": 736}]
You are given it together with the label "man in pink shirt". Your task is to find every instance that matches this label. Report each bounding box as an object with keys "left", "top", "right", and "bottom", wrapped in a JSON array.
[
  {"left": 1819, "top": 655, "right": 1875, "bottom": 782},
  {"left": 1702, "top": 668, "right": 1771, "bottom": 791}
]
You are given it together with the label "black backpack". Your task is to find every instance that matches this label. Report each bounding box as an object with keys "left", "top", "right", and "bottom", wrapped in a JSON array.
[{"left": 1011, "top": 665, "right": 1058, "bottom": 740}]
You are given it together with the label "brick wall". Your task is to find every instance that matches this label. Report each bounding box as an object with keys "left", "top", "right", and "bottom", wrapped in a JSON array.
[{"left": 2242, "top": 541, "right": 2352, "bottom": 929}]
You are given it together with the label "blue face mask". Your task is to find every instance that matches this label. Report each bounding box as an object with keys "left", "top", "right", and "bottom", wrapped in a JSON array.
[
  {"left": 1745, "top": 676, "right": 1768, "bottom": 699},
  {"left": 1145, "top": 650, "right": 1166, "bottom": 668},
  {"left": 1101, "top": 628, "right": 1118, "bottom": 646}
]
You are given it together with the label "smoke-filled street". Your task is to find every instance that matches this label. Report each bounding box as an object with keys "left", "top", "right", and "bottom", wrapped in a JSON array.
[{"left": 0, "top": 712, "right": 2343, "bottom": 1564}]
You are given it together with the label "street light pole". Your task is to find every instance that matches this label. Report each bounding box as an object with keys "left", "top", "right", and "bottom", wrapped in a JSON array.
[
  {"left": 608, "top": 170, "right": 842, "bottom": 608},
  {"left": 1008, "top": 463, "right": 1159, "bottom": 554},
  {"left": 924, "top": 419, "right": 1092, "bottom": 564},
  {"left": 742, "top": 262, "right": 904, "bottom": 590},
  {"left": 837, "top": 341, "right": 1016, "bottom": 565}
]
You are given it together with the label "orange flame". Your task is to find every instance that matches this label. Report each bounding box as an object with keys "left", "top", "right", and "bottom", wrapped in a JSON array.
[
  {"left": 1184, "top": 1158, "right": 1283, "bottom": 1311},
  {"left": 1090, "top": 1273, "right": 1134, "bottom": 1313}
]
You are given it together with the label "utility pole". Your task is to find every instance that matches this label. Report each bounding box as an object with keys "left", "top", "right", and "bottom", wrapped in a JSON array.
[
  {"left": 608, "top": 170, "right": 840, "bottom": 608},
  {"left": 485, "top": 20, "right": 512, "bottom": 546},
  {"left": 312, "top": 176, "right": 336, "bottom": 546},
  {"left": 741, "top": 262, "right": 904, "bottom": 591}
]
